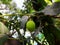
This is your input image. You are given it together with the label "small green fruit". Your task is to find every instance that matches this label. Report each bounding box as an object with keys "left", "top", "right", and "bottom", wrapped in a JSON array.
[{"left": 26, "top": 20, "right": 35, "bottom": 32}]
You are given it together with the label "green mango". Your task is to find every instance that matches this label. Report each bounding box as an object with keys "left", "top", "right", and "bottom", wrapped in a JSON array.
[{"left": 26, "top": 20, "right": 35, "bottom": 32}]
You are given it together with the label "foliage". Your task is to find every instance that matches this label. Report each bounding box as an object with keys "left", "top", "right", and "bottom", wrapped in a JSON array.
[
  {"left": 0, "top": 0, "right": 60, "bottom": 45},
  {"left": 0, "top": 0, "right": 12, "bottom": 4}
]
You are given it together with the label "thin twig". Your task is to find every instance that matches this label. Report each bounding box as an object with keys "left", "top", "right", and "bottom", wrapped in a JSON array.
[{"left": 0, "top": 11, "right": 60, "bottom": 18}]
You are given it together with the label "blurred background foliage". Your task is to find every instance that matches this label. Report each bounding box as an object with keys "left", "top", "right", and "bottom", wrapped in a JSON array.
[{"left": 0, "top": 0, "right": 60, "bottom": 45}]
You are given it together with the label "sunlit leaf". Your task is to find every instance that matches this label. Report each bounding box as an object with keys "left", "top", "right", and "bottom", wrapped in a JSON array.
[{"left": 0, "top": 22, "right": 9, "bottom": 36}]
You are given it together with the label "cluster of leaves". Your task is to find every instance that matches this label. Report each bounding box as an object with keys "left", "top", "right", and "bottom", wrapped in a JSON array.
[{"left": 0, "top": 0, "right": 12, "bottom": 4}]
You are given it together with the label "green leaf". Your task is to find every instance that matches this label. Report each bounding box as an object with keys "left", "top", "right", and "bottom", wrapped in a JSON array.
[
  {"left": 43, "top": 26, "right": 55, "bottom": 45},
  {"left": 49, "top": 25, "right": 60, "bottom": 41},
  {"left": 1, "top": 0, "right": 12, "bottom": 4},
  {"left": 0, "top": 35, "right": 8, "bottom": 45},
  {"left": 32, "top": 0, "right": 47, "bottom": 11},
  {"left": 53, "top": 0, "right": 60, "bottom": 2},
  {"left": 0, "top": 22, "right": 9, "bottom": 36},
  {"left": 45, "top": 0, "right": 52, "bottom": 5}
]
